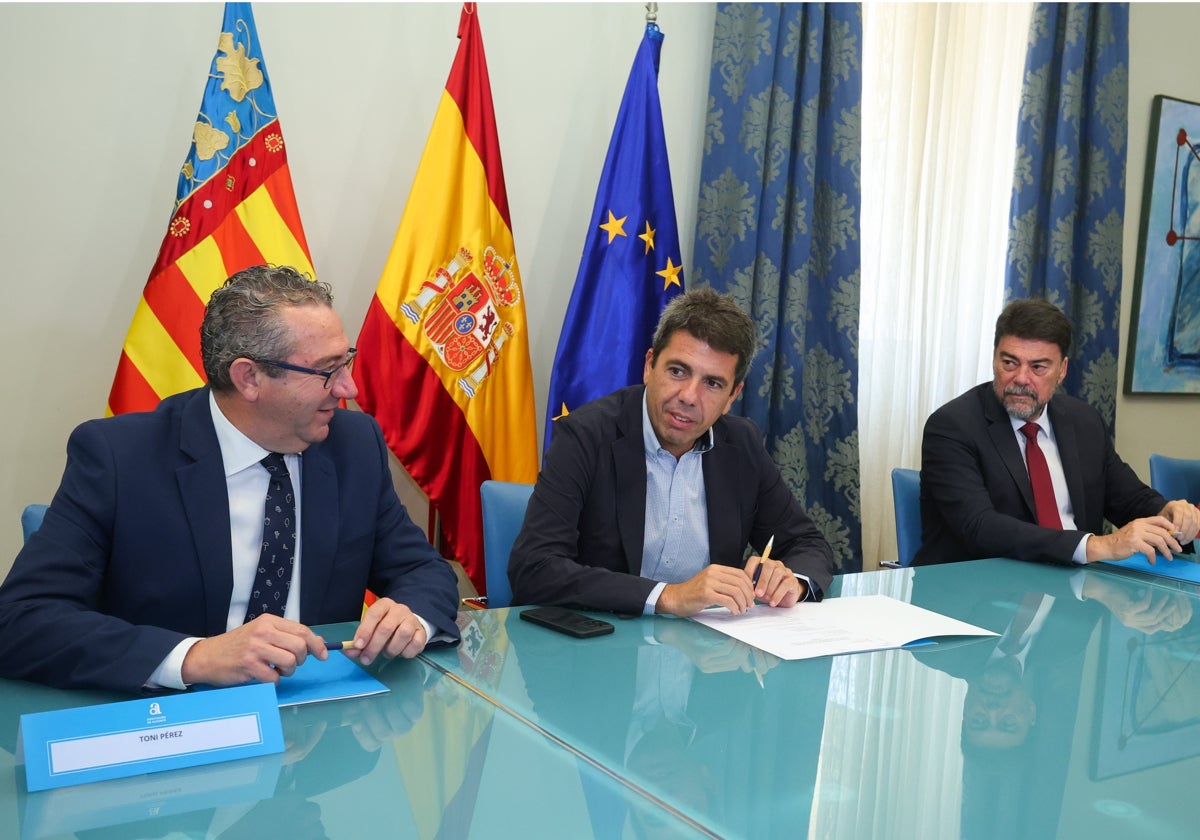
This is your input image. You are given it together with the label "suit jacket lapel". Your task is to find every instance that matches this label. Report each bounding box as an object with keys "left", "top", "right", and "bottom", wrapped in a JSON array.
[
  {"left": 1048, "top": 398, "right": 1087, "bottom": 526},
  {"left": 299, "top": 443, "right": 338, "bottom": 621},
  {"left": 704, "top": 419, "right": 738, "bottom": 559},
  {"left": 613, "top": 389, "right": 647, "bottom": 574},
  {"left": 177, "top": 389, "right": 236, "bottom": 636},
  {"left": 981, "top": 385, "right": 1038, "bottom": 519}
]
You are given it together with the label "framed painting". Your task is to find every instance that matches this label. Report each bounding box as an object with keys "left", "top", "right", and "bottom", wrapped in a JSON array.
[{"left": 1125, "top": 95, "right": 1200, "bottom": 394}]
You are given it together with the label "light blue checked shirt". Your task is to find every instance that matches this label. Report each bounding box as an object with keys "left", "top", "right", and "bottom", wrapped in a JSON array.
[{"left": 640, "top": 392, "right": 714, "bottom": 614}]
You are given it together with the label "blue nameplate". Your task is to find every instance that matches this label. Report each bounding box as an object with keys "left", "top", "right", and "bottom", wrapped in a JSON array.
[{"left": 18, "top": 683, "right": 284, "bottom": 792}]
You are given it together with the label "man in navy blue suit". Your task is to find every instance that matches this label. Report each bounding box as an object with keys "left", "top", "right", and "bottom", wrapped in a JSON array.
[{"left": 0, "top": 265, "right": 460, "bottom": 693}]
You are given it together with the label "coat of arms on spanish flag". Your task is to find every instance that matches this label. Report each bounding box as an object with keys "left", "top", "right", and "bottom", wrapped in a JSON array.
[
  {"left": 106, "top": 2, "right": 312, "bottom": 415},
  {"left": 355, "top": 4, "right": 538, "bottom": 595}
]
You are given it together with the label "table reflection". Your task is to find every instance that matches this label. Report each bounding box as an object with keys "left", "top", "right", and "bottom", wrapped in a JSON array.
[
  {"left": 12, "top": 660, "right": 433, "bottom": 840},
  {"left": 910, "top": 563, "right": 1200, "bottom": 839},
  {"left": 448, "top": 607, "right": 830, "bottom": 838}
]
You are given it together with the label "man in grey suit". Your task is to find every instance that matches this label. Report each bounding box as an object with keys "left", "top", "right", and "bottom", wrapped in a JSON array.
[
  {"left": 0, "top": 265, "right": 459, "bottom": 692},
  {"left": 509, "top": 288, "right": 834, "bottom": 616},
  {"left": 916, "top": 298, "right": 1199, "bottom": 566}
]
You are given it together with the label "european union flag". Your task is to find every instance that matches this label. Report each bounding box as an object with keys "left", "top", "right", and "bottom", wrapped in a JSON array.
[{"left": 544, "top": 23, "right": 684, "bottom": 449}]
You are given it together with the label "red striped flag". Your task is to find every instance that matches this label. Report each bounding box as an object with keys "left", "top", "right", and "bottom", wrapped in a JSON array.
[
  {"left": 355, "top": 4, "right": 538, "bottom": 594},
  {"left": 107, "top": 2, "right": 312, "bottom": 415}
]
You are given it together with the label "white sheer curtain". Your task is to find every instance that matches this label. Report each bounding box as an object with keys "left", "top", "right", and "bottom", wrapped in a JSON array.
[{"left": 860, "top": 2, "right": 1033, "bottom": 569}]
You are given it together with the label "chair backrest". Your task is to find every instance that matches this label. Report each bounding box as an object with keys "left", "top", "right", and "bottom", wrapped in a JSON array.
[
  {"left": 479, "top": 480, "right": 534, "bottom": 608},
  {"left": 891, "top": 468, "right": 922, "bottom": 567},
  {"left": 21, "top": 504, "right": 48, "bottom": 543},
  {"left": 1149, "top": 454, "right": 1200, "bottom": 503}
]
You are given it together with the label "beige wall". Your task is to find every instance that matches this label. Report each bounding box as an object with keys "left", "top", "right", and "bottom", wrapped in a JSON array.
[
  {"left": 0, "top": 3, "right": 716, "bottom": 576},
  {"left": 1119, "top": 4, "right": 1200, "bottom": 481},
  {"left": 1, "top": 4, "right": 1195, "bottom": 581}
]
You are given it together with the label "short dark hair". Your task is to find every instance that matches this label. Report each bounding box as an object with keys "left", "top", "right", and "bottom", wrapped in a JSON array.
[
  {"left": 650, "top": 287, "right": 757, "bottom": 385},
  {"left": 201, "top": 265, "right": 334, "bottom": 392},
  {"left": 993, "top": 298, "right": 1072, "bottom": 359}
]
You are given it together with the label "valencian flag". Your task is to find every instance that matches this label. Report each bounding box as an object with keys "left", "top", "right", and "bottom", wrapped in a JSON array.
[
  {"left": 106, "top": 3, "right": 312, "bottom": 415},
  {"left": 543, "top": 22, "right": 684, "bottom": 449},
  {"left": 355, "top": 4, "right": 538, "bottom": 595}
]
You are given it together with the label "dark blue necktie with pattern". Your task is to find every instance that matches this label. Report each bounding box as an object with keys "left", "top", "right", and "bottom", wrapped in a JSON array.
[{"left": 244, "top": 452, "right": 296, "bottom": 623}]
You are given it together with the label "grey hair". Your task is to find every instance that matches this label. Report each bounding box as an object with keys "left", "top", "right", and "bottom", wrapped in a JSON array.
[
  {"left": 650, "top": 287, "right": 757, "bottom": 385},
  {"left": 201, "top": 265, "right": 334, "bottom": 391}
]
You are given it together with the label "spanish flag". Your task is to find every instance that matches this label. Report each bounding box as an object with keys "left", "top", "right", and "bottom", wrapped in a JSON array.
[
  {"left": 106, "top": 2, "right": 312, "bottom": 415},
  {"left": 355, "top": 4, "right": 538, "bottom": 594}
]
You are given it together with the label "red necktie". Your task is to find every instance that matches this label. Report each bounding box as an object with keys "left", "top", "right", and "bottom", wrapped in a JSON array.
[{"left": 1020, "top": 422, "right": 1063, "bottom": 529}]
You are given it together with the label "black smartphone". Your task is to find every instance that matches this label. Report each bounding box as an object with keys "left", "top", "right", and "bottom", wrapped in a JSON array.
[{"left": 519, "top": 606, "right": 615, "bottom": 638}]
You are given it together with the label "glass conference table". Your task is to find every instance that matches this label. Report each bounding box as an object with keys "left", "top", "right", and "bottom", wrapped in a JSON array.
[
  {"left": 3, "top": 557, "right": 1199, "bottom": 838},
  {"left": 0, "top": 626, "right": 709, "bottom": 839},
  {"left": 423, "top": 557, "right": 1200, "bottom": 839}
]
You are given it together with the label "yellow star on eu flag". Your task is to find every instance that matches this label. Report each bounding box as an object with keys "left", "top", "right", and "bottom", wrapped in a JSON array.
[
  {"left": 553, "top": 402, "right": 570, "bottom": 421},
  {"left": 656, "top": 257, "right": 683, "bottom": 290},
  {"left": 599, "top": 210, "right": 627, "bottom": 244},
  {"left": 638, "top": 221, "right": 656, "bottom": 254}
]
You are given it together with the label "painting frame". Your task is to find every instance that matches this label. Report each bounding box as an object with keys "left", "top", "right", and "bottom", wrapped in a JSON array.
[{"left": 1125, "top": 94, "right": 1200, "bottom": 395}]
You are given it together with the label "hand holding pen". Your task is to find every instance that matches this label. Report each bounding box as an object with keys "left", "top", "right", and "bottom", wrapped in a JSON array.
[{"left": 746, "top": 535, "right": 806, "bottom": 608}]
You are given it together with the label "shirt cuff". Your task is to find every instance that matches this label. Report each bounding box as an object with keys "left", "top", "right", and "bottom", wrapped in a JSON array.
[
  {"left": 147, "top": 637, "right": 202, "bottom": 691},
  {"left": 794, "top": 573, "right": 820, "bottom": 601},
  {"left": 644, "top": 581, "right": 668, "bottom": 615},
  {"left": 416, "top": 614, "right": 455, "bottom": 647},
  {"left": 1071, "top": 534, "right": 1090, "bottom": 565}
]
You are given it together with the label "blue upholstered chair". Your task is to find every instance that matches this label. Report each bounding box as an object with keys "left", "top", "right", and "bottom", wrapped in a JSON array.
[
  {"left": 888, "top": 468, "right": 922, "bottom": 568},
  {"left": 21, "top": 504, "right": 48, "bottom": 543},
  {"left": 1149, "top": 454, "right": 1200, "bottom": 503},
  {"left": 479, "top": 480, "right": 534, "bottom": 608}
]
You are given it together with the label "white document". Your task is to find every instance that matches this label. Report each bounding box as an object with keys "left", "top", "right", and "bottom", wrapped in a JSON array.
[{"left": 689, "top": 594, "right": 997, "bottom": 660}]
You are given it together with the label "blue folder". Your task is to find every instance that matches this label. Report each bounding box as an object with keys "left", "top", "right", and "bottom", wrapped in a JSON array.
[{"left": 1100, "top": 553, "right": 1200, "bottom": 585}]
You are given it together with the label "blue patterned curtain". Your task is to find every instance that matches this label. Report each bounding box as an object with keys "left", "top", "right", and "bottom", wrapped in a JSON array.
[
  {"left": 693, "top": 4, "right": 862, "bottom": 572},
  {"left": 1005, "top": 3, "right": 1128, "bottom": 429}
]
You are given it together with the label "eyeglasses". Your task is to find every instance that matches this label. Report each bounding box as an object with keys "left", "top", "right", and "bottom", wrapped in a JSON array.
[{"left": 252, "top": 348, "right": 357, "bottom": 389}]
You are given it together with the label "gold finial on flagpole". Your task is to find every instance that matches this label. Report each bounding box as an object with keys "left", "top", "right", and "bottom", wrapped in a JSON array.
[{"left": 645, "top": 2, "right": 658, "bottom": 25}]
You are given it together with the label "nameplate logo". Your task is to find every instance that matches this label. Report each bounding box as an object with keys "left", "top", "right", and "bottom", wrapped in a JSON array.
[{"left": 19, "top": 684, "right": 283, "bottom": 792}]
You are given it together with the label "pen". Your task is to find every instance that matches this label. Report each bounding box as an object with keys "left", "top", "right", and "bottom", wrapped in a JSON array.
[
  {"left": 752, "top": 535, "right": 775, "bottom": 587},
  {"left": 325, "top": 640, "right": 357, "bottom": 651}
]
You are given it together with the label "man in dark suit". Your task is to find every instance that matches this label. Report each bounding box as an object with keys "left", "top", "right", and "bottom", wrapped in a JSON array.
[
  {"left": 508, "top": 287, "right": 834, "bottom": 616},
  {"left": 0, "top": 266, "right": 460, "bottom": 693},
  {"left": 916, "top": 298, "right": 1199, "bottom": 566}
]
